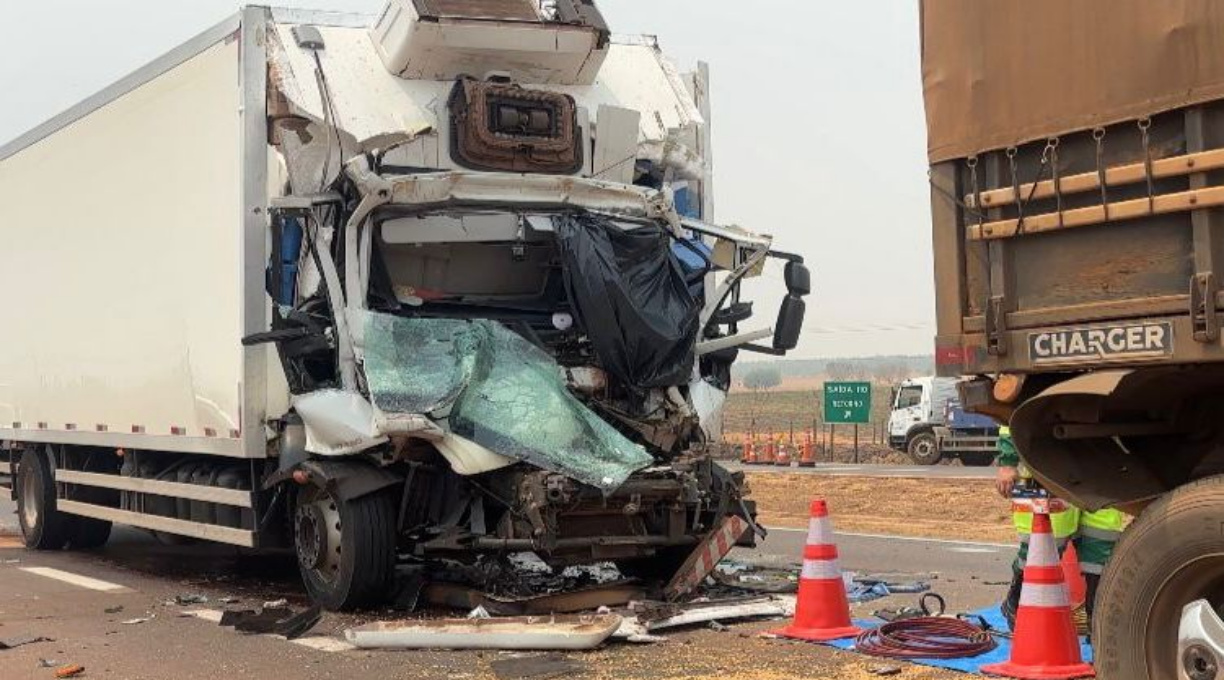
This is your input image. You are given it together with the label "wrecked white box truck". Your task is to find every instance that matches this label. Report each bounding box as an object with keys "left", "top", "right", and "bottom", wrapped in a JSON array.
[{"left": 0, "top": 2, "right": 809, "bottom": 609}]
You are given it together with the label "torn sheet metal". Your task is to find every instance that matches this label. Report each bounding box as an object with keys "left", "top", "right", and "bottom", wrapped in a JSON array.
[
  {"left": 361, "top": 313, "right": 653, "bottom": 491},
  {"left": 344, "top": 613, "right": 623, "bottom": 650},
  {"left": 292, "top": 390, "right": 389, "bottom": 455},
  {"left": 611, "top": 595, "right": 797, "bottom": 640},
  {"left": 422, "top": 581, "right": 646, "bottom": 616},
  {"left": 269, "top": 21, "right": 703, "bottom": 170},
  {"left": 556, "top": 213, "right": 699, "bottom": 388},
  {"left": 433, "top": 432, "right": 516, "bottom": 476},
  {"left": 269, "top": 23, "right": 437, "bottom": 151}
]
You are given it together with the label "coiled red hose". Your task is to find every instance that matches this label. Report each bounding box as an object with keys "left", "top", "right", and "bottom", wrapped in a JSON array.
[{"left": 854, "top": 617, "right": 997, "bottom": 659}]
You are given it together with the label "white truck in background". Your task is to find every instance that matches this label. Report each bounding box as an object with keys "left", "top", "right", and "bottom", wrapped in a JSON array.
[
  {"left": 887, "top": 377, "right": 998, "bottom": 466},
  {"left": 0, "top": 1, "right": 809, "bottom": 610}
]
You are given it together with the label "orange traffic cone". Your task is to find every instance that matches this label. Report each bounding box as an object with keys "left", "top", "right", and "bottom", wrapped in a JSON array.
[
  {"left": 769, "top": 499, "right": 861, "bottom": 641},
  {"left": 798, "top": 430, "right": 816, "bottom": 467},
  {"left": 1061, "top": 542, "right": 1087, "bottom": 608},
  {"left": 762, "top": 436, "right": 776, "bottom": 464},
  {"left": 775, "top": 442, "right": 792, "bottom": 466},
  {"left": 741, "top": 436, "right": 754, "bottom": 464},
  {"left": 982, "top": 503, "right": 1094, "bottom": 679}
]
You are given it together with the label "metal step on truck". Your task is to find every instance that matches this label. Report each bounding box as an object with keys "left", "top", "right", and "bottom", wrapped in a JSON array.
[
  {"left": 923, "top": 1, "right": 1224, "bottom": 676},
  {"left": 0, "top": 1, "right": 810, "bottom": 610}
]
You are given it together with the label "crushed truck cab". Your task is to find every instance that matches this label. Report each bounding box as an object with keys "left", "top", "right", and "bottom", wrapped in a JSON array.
[{"left": 0, "top": 1, "right": 809, "bottom": 611}]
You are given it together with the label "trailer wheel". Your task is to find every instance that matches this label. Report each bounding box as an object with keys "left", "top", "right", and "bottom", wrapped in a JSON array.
[
  {"left": 906, "top": 432, "right": 942, "bottom": 465},
  {"left": 15, "top": 448, "right": 71, "bottom": 550},
  {"left": 293, "top": 485, "right": 395, "bottom": 611},
  {"left": 1094, "top": 475, "right": 1224, "bottom": 679}
]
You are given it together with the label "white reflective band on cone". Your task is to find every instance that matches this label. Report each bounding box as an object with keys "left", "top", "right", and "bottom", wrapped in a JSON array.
[
  {"left": 806, "top": 517, "right": 835, "bottom": 545},
  {"left": 1026, "top": 533, "right": 1059, "bottom": 567},
  {"left": 1019, "top": 582, "right": 1071, "bottom": 608},
  {"left": 801, "top": 558, "right": 843, "bottom": 580}
]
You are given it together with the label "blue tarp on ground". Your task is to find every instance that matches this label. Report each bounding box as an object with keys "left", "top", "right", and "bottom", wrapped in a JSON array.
[{"left": 822, "top": 605, "right": 1093, "bottom": 675}]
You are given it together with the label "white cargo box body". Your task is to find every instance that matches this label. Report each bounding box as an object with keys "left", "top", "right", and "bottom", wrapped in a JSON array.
[{"left": 0, "top": 9, "right": 289, "bottom": 459}]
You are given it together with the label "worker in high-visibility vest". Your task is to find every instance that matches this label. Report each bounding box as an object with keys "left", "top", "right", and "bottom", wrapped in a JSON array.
[{"left": 995, "top": 425, "right": 1125, "bottom": 628}]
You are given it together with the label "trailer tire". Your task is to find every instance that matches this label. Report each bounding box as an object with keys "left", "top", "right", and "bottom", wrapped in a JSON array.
[
  {"left": 293, "top": 485, "right": 396, "bottom": 611},
  {"left": 906, "top": 432, "right": 942, "bottom": 465},
  {"left": 1093, "top": 474, "right": 1224, "bottom": 680},
  {"left": 15, "top": 448, "right": 72, "bottom": 550}
]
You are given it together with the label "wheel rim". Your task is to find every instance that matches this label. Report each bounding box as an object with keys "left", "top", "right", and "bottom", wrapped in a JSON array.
[
  {"left": 294, "top": 486, "right": 343, "bottom": 586},
  {"left": 1147, "top": 554, "right": 1224, "bottom": 678},
  {"left": 911, "top": 438, "right": 936, "bottom": 460},
  {"left": 20, "top": 465, "right": 40, "bottom": 528}
]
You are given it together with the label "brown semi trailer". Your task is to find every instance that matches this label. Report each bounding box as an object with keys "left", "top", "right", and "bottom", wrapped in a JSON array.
[{"left": 922, "top": 1, "right": 1224, "bottom": 677}]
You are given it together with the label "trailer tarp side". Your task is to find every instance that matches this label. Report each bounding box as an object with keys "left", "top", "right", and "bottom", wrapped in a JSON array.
[{"left": 921, "top": 0, "right": 1224, "bottom": 162}]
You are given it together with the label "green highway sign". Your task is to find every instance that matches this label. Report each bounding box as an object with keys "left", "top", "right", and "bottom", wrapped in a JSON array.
[{"left": 824, "top": 382, "right": 872, "bottom": 424}]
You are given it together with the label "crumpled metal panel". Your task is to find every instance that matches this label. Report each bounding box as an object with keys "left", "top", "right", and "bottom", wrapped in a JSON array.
[{"left": 362, "top": 312, "right": 652, "bottom": 491}]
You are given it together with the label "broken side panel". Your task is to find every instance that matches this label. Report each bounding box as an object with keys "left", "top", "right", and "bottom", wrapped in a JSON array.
[{"left": 361, "top": 313, "right": 653, "bottom": 491}]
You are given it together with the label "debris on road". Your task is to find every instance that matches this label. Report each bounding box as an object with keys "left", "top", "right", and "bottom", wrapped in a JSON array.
[
  {"left": 489, "top": 653, "right": 586, "bottom": 680},
  {"left": 174, "top": 594, "right": 208, "bottom": 606},
  {"left": 0, "top": 635, "right": 51, "bottom": 650},
  {"left": 120, "top": 616, "right": 154, "bottom": 625},
  {"left": 867, "top": 664, "right": 903, "bottom": 676},
  {"left": 103, "top": 606, "right": 124, "bottom": 615},
  {"left": 219, "top": 605, "right": 323, "bottom": 641},
  {"left": 613, "top": 595, "right": 796, "bottom": 642},
  {"left": 53, "top": 665, "right": 85, "bottom": 679},
  {"left": 344, "top": 613, "right": 623, "bottom": 651}
]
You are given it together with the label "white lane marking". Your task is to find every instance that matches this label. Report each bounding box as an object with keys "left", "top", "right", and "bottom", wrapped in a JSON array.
[
  {"left": 947, "top": 546, "right": 1001, "bottom": 554},
  {"left": 184, "top": 608, "right": 355, "bottom": 652},
  {"left": 20, "top": 567, "right": 129, "bottom": 592},
  {"left": 768, "top": 527, "right": 1013, "bottom": 549}
]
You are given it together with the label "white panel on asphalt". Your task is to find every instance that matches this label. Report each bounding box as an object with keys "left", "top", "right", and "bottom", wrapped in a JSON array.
[
  {"left": 185, "top": 609, "right": 224, "bottom": 623},
  {"left": 20, "top": 566, "right": 129, "bottom": 592},
  {"left": 293, "top": 637, "right": 357, "bottom": 652}
]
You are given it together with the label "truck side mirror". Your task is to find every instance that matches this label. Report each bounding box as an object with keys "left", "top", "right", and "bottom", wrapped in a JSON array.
[
  {"left": 773, "top": 295, "right": 805, "bottom": 350},
  {"left": 785, "top": 261, "right": 811, "bottom": 297}
]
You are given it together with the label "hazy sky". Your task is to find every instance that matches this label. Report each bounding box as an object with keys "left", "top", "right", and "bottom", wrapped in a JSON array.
[{"left": 0, "top": 1, "right": 934, "bottom": 359}]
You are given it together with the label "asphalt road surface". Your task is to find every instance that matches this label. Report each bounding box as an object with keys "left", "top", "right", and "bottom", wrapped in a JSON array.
[
  {"left": 0, "top": 493, "right": 1006, "bottom": 680},
  {"left": 724, "top": 461, "right": 997, "bottom": 480}
]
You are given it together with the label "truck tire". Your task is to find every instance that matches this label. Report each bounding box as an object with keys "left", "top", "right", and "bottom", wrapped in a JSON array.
[
  {"left": 1093, "top": 475, "right": 1224, "bottom": 679},
  {"left": 293, "top": 485, "right": 396, "bottom": 611},
  {"left": 15, "top": 448, "right": 71, "bottom": 550},
  {"left": 906, "top": 432, "right": 942, "bottom": 465}
]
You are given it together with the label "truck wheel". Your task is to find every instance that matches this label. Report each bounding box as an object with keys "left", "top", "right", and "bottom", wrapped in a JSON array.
[
  {"left": 906, "top": 432, "right": 942, "bottom": 465},
  {"left": 293, "top": 485, "right": 396, "bottom": 611},
  {"left": 16, "top": 448, "right": 71, "bottom": 550},
  {"left": 1094, "top": 475, "right": 1224, "bottom": 679},
  {"left": 959, "top": 452, "right": 995, "bottom": 467}
]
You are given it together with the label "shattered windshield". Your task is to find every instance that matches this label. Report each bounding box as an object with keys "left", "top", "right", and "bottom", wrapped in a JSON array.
[{"left": 362, "top": 312, "right": 653, "bottom": 491}]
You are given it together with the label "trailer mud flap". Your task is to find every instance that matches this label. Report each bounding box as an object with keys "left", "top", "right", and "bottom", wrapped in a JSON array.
[{"left": 1011, "top": 369, "right": 1170, "bottom": 510}]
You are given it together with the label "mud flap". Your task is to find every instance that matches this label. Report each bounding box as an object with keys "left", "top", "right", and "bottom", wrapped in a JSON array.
[{"left": 1011, "top": 369, "right": 1166, "bottom": 510}]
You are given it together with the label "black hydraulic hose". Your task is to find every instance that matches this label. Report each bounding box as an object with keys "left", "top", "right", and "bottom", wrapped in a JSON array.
[{"left": 854, "top": 617, "right": 997, "bottom": 659}]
